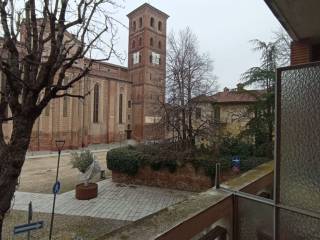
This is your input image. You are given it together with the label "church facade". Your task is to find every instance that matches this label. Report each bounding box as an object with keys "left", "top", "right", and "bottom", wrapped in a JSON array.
[{"left": 2, "top": 4, "right": 168, "bottom": 151}]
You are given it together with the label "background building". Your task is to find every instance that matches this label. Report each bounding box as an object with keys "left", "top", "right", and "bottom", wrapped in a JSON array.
[{"left": 0, "top": 3, "right": 168, "bottom": 150}]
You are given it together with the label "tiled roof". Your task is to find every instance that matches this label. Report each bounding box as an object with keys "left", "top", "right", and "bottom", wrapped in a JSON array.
[
  {"left": 211, "top": 89, "right": 265, "bottom": 103},
  {"left": 193, "top": 89, "right": 265, "bottom": 104}
]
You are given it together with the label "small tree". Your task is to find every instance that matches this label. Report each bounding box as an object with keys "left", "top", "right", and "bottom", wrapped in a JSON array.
[
  {"left": 163, "top": 27, "right": 217, "bottom": 147},
  {"left": 71, "top": 150, "right": 95, "bottom": 186},
  {"left": 0, "top": 0, "right": 121, "bottom": 235}
]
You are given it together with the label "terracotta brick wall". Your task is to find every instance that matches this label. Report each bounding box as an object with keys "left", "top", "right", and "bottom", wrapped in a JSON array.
[{"left": 112, "top": 163, "right": 213, "bottom": 192}]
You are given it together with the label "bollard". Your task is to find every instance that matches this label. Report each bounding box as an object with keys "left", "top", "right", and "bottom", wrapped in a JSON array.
[{"left": 215, "top": 163, "right": 221, "bottom": 189}]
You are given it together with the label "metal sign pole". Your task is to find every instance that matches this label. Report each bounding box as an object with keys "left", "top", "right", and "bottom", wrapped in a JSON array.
[
  {"left": 49, "top": 140, "right": 64, "bottom": 240},
  {"left": 27, "top": 201, "right": 32, "bottom": 240}
]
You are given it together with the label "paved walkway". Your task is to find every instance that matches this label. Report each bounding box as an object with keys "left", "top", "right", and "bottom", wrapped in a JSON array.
[
  {"left": 13, "top": 180, "right": 193, "bottom": 221},
  {"left": 26, "top": 140, "right": 137, "bottom": 159}
]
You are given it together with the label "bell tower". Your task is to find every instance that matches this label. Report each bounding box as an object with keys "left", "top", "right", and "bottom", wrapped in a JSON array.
[{"left": 127, "top": 4, "right": 169, "bottom": 141}]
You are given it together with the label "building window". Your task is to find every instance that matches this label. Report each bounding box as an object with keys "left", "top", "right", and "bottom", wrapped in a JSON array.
[
  {"left": 150, "top": 17, "right": 154, "bottom": 27},
  {"left": 63, "top": 96, "right": 68, "bottom": 117},
  {"left": 158, "top": 41, "right": 161, "bottom": 49},
  {"left": 150, "top": 52, "right": 160, "bottom": 65},
  {"left": 132, "top": 40, "right": 136, "bottom": 49},
  {"left": 195, "top": 108, "right": 201, "bottom": 119},
  {"left": 93, "top": 84, "right": 99, "bottom": 123},
  {"left": 158, "top": 21, "right": 162, "bottom": 31},
  {"left": 128, "top": 100, "right": 132, "bottom": 108},
  {"left": 128, "top": 115, "right": 131, "bottom": 120},
  {"left": 214, "top": 106, "right": 221, "bottom": 123},
  {"left": 133, "top": 21, "right": 136, "bottom": 31},
  {"left": 139, "top": 37, "right": 142, "bottom": 46},
  {"left": 63, "top": 77, "right": 69, "bottom": 117},
  {"left": 119, "top": 93, "right": 123, "bottom": 124},
  {"left": 139, "top": 17, "right": 143, "bottom": 28},
  {"left": 133, "top": 52, "right": 140, "bottom": 64},
  {"left": 150, "top": 37, "right": 154, "bottom": 47}
]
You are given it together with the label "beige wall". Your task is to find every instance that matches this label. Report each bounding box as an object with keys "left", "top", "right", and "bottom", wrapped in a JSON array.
[{"left": 2, "top": 62, "right": 132, "bottom": 151}]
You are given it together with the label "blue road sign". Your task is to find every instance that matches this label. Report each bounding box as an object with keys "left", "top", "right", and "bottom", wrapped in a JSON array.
[
  {"left": 53, "top": 181, "right": 61, "bottom": 194},
  {"left": 232, "top": 156, "right": 241, "bottom": 172},
  {"left": 14, "top": 221, "right": 44, "bottom": 235}
]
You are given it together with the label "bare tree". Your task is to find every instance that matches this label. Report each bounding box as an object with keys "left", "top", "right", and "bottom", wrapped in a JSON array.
[
  {"left": 273, "top": 28, "right": 292, "bottom": 66},
  {"left": 164, "top": 27, "right": 217, "bottom": 146},
  {"left": 0, "top": 0, "right": 121, "bottom": 236}
]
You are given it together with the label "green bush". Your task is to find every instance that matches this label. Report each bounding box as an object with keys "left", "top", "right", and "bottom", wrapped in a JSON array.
[
  {"left": 150, "top": 160, "right": 162, "bottom": 171},
  {"left": 240, "top": 157, "right": 270, "bottom": 171},
  {"left": 107, "top": 147, "right": 144, "bottom": 176},
  {"left": 219, "top": 136, "right": 253, "bottom": 158},
  {"left": 107, "top": 143, "right": 220, "bottom": 176},
  {"left": 107, "top": 141, "right": 271, "bottom": 178},
  {"left": 163, "top": 160, "right": 177, "bottom": 173}
]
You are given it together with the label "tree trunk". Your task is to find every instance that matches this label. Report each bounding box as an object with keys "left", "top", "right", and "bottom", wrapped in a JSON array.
[{"left": 0, "top": 116, "right": 35, "bottom": 238}]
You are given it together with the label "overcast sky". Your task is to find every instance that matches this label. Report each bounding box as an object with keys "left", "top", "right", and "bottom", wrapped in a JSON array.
[{"left": 109, "top": 0, "right": 283, "bottom": 90}]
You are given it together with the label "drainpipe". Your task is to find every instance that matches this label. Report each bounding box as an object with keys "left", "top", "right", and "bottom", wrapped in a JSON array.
[
  {"left": 81, "top": 76, "right": 86, "bottom": 148},
  {"left": 37, "top": 117, "right": 40, "bottom": 151}
]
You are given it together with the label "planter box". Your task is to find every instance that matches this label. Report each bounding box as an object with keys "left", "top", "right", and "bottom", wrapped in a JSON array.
[
  {"left": 112, "top": 163, "right": 214, "bottom": 192},
  {"left": 75, "top": 183, "right": 98, "bottom": 200}
]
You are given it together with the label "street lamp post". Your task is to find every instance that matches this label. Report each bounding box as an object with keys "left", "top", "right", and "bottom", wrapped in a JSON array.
[{"left": 49, "top": 140, "right": 65, "bottom": 240}]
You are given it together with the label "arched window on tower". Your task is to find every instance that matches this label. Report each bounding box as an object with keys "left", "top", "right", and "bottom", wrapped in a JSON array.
[
  {"left": 93, "top": 84, "right": 99, "bottom": 123},
  {"left": 133, "top": 21, "right": 136, "bottom": 31},
  {"left": 158, "top": 21, "right": 162, "bottom": 31},
  {"left": 158, "top": 41, "right": 161, "bottom": 49},
  {"left": 132, "top": 40, "right": 136, "bottom": 49},
  {"left": 139, "top": 37, "right": 142, "bottom": 46},
  {"left": 150, "top": 17, "right": 154, "bottom": 27},
  {"left": 139, "top": 17, "right": 143, "bottom": 28},
  {"left": 119, "top": 93, "right": 123, "bottom": 124},
  {"left": 150, "top": 37, "right": 154, "bottom": 47}
]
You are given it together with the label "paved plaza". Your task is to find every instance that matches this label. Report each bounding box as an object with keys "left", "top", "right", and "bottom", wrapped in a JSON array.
[{"left": 13, "top": 179, "right": 193, "bottom": 221}]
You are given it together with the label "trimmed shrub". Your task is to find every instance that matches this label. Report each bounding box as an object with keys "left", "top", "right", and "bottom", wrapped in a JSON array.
[
  {"left": 107, "top": 142, "right": 271, "bottom": 178},
  {"left": 150, "top": 160, "right": 162, "bottom": 171},
  {"left": 107, "top": 147, "right": 143, "bottom": 176},
  {"left": 240, "top": 157, "right": 270, "bottom": 171},
  {"left": 219, "top": 136, "right": 254, "bottom": 158}
]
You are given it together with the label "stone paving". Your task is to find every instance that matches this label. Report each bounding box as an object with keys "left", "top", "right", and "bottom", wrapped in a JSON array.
[{"left": 13, "top": 179, "right": 194, "bottom": 221}]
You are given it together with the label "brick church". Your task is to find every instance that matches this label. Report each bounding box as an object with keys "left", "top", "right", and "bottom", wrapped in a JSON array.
[{"left": 2, "top": 4, "right": 168, "bottom": 151}]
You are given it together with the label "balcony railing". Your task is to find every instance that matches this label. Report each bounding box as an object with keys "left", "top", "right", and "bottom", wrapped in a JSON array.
[
  {"left": 99, "top": 161, "right": 274, "bottom": 240},
  {"left": 100, "top": 62, "right": 320, "bottom": 240}
]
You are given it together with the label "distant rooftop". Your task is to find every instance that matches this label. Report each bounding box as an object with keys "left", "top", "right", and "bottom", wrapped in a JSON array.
[
  {"left": 127, "top": 3, "right": 169, "bottom": 18},
  {"left": 194, "top": 88, "right": 265, "bottom": 104}
]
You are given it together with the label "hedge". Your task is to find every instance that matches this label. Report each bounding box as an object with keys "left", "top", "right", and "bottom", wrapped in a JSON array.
[{"left": 107, "top": 144, "right": 271, "bottom": 177}]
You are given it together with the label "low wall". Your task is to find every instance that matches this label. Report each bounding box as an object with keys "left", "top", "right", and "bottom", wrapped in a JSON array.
[{"left": 112, "top": 163, "right": 213, "bottom": 192}]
